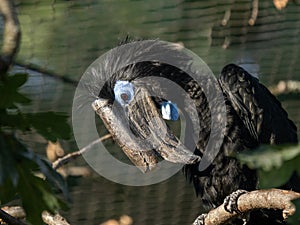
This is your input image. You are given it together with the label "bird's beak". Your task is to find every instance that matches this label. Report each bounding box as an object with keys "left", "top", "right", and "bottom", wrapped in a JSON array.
[{"left": 92, "top": 87, "right": 200, "bottom": 173}]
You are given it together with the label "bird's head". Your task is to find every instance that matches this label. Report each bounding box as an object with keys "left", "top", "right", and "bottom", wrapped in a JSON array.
[{"left": 92, "top": 61, "right": 201, "bottom": 173}]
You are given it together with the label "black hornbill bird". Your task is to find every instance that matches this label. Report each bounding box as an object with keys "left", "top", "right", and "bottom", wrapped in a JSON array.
[{"left": 92, "top": 41, "right": 299, "bottom": 225}]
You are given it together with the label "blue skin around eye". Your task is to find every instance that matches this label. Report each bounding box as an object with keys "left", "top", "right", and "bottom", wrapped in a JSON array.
[
  {"left": 113, "top": 80, "right": 134, "bottom": 106},
  {"left": 161, "top": 101, "right": 179, "bottom": 121},
  {"left": 114, "top": 80, "right": 179, "bottom": 120}
]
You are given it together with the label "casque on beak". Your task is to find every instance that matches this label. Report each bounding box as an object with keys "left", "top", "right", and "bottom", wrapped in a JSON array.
[{"left": 92, "top": 86, "right": 200, "bottom": 173}]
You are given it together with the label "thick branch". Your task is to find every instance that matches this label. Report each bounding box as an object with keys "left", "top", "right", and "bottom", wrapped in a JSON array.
[
  {"left": 52, "top": 134, "right": 112, "bottom": 170},
  {"left": 1, "top": 207, "right": 70, "bottom": 225},
  {"left": 194, "top": 189, "right": 300, "bottom": 225},
  {"left": 0, "top": 0, "right": 21, "bottom": 74},
  {"left": 42, "top": 211, "right": 70, "bottom": 225},
  {"left": 0, "top": 208, "right": 28, "bottom": 225}
]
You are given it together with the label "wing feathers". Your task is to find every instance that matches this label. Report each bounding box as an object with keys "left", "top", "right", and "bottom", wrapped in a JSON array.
[{"left": 219, "top": 64, "right": 297, "bottom": 144}]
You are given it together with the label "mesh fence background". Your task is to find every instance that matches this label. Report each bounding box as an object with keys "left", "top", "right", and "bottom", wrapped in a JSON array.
[{"left": 3, "top": 0, "right": 300, "bottom": 224}]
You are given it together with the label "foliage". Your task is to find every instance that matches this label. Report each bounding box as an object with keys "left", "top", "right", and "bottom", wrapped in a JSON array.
[
  {"left": 238, "top": 143, "right": 300, "bottom": 188},
  {"left": 238, "top": 143, "right": 300, "bottom": 224},
  {"left": 0, "top": 73, "right": 70, "bottom": 224},
  {"left": 0, "top": 73, "right": 70, "bottom": 141}
]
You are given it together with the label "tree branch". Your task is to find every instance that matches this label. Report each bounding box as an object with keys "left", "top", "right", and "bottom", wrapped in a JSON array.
[
  {"left": 248, "top": 0, "right": 258, "bottom": 26},
  {"left": 0, "top": 0, "right": 21, "bottom": 75},
  {"left": 52, "top": 134, "right": 112, "bottom": 170},
  {"left": 42, "top": 211, "right": 70, "bottom": 225},
  {"left": 0, "top": 207, "right": 28, "bottom": 225},
  {"left": 1, "top": 207, "right": 71, "bottom": 225},
  {"left": 194, "top": 189, "right": 300, "bottom": 225}
]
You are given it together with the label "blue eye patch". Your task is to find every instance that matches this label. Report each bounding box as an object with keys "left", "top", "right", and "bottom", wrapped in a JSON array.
[
  {"left": 113, "top": 80, "right": 134, "bottom": 106},
  {"left": 114, "top": 80, "right": 179, "bottom": 121},
  {"left": 161, "top": 101, "right": 179, "bottom": 121}
]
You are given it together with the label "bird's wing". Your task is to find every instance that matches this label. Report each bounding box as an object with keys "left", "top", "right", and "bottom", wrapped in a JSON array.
[{"left": 218, "top": 64, "right": 297, "bottom": 144}]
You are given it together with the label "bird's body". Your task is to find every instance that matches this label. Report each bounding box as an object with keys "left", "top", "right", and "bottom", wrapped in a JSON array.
[
  {"left": 187, "top": 64, "right": 299, "bottom": 225},
  {"left": 95, "top": 41, "right": 298, "bottom": 224},
  {"left": 186, "top": 64, "right": 298, "bottom": 210}
]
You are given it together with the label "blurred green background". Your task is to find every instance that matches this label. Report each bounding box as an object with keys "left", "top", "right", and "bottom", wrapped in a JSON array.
[{"left": 5, "top": 0, "right": 300, "bottom": 224}]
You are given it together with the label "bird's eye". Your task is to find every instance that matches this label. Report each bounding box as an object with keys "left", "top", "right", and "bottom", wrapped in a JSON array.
[
  {"left": 161, "top": 101, "right": 179, "bottom": 121},
  {"left": 121, "top": 93, "right": 129, "bottom": 101},
  {"left": 113, "top": 80, "right": 134, "bottom": 106}
]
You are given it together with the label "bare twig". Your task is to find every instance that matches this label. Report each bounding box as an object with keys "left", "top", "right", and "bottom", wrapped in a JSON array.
[
  {"left": 248, "top": 0, "right": 259, "bottom": 26},
  {"left": 52, "top": 134, "right": 112, "bottom": 170},
  {"left": 221, "top": 8, "right": 231, "bottom": 26},
  {"left": 0, "top": 208, "right": 28, "bottom": 225},
  {"left": 193, "top": 189, "right": 300, "bottom": 225}
]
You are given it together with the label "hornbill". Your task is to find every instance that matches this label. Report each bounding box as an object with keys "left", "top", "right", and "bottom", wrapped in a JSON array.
[{"left": 91, "top": 40, "right": 299, "bottom": 225}]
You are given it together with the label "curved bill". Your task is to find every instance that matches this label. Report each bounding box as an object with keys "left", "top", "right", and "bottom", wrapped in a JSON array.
[{"left": 92, "top": 87, "right": 200, "bottom": 173}]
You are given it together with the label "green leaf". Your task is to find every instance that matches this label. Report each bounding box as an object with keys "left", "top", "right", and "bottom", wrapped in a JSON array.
[
  {"left": 257, "top": 155, "right": 300, "bottom": 188},
  {"left": 20, "top": 149, "right": 69, "bottom": 200},
  {"left": 238, "top": 144, "right": 300, "bottom": 189},
  {"left": 13, "top": 91, "right": 32, "bottom": 104},
  {"left": 0, "top": 134, "right": 20, "bottom": 187},
  {"left": 0, "top": 73, "right": 31, "bottom": 109},
  {"left": 0, "top": 134, "right": 68, "bottom": 224},
  {"left": 6, "top": 73, "right": 28, "bottom": 88},
  {"left": 0, "top": 111, "right": 71, "bottom": 141},
  {"left": 0, "top": 178, "right": 16, "bottom": 203},
  {"left": 0, "top": 72, "right": 70, "bottom": 224},
  {"left": 26, "top": 112, "right": 71, "bottom": 141},
  {"left": 0, "top": 110, "right": 30, "bottom": 131},
  {"left": 17, "top": 170, "right": 66, "bottom": 225},
  {"left": 238, "top": 144, "right": 300, "bottom": 171}
]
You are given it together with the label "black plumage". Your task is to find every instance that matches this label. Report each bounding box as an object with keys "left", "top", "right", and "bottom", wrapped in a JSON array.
[
  {"left": 187, "top": 64, "right": 298, "bottom": 209},
  {"left": 95, "top": 42, "right": 298, "bottom": 224}
]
